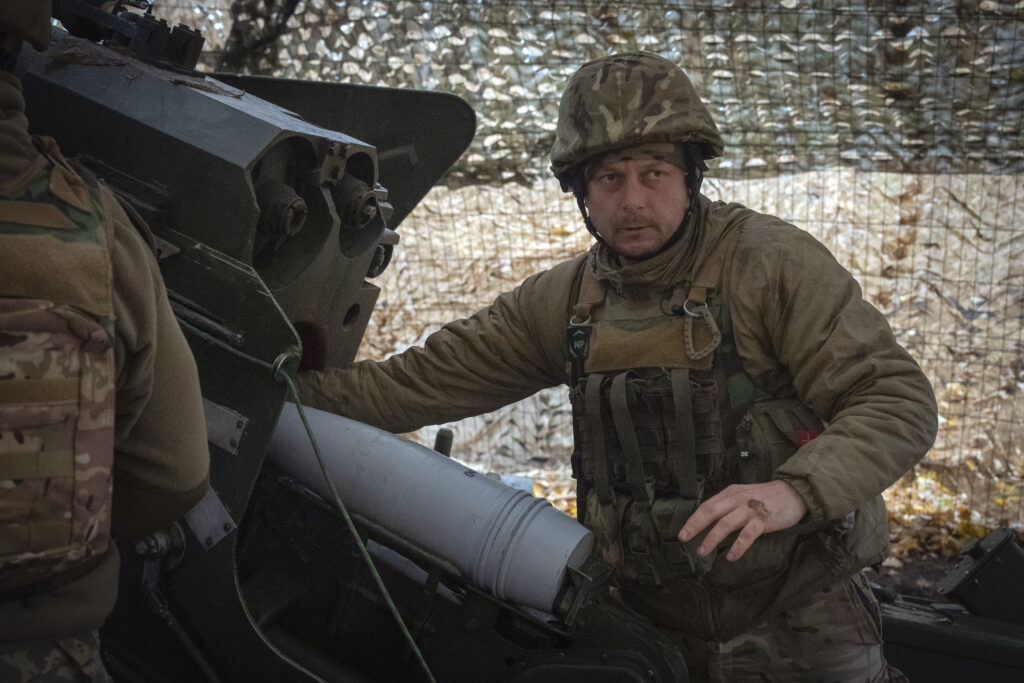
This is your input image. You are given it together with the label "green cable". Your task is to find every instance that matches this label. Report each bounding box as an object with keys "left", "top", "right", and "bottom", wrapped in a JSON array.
[{"left": 280, "top": 374, "right": 437, "bottom": 683}]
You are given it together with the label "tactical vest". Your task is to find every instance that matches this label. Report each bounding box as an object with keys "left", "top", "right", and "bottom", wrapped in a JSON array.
[
  {"left": 566, "top": 230, "right": 823, "bottom": 586},
  {"left": 0, "top": 138, "right": 116, "bottom": 596}
]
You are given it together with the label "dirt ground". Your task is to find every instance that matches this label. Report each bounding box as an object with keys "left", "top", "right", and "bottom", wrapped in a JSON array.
[{"left": 871, "top": 550, "right": 961, "bottom": 599}]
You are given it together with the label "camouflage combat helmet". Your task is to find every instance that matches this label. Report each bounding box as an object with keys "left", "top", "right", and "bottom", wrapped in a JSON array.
[
  {"left": 0, "top": 0, "right": 51, "bottom": 52},
  {"left": 550, "top": 51, "right": 723, "bottom": 190}
]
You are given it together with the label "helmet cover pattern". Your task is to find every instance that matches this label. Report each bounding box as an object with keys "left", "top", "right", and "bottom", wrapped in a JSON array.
[{"left": 550, "top": 51, "right": 723, "bottom": 184}]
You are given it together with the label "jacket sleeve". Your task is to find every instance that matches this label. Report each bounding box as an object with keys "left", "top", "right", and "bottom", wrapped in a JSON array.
[
  {"left": 106, "top": 187, "right": 210, "bottom": 539},
  {"left": 297, "top": 257, "right": 582, "bottom": 433},
  {"left": 728, "top": 221, "right": 937, "bottom": 524}
]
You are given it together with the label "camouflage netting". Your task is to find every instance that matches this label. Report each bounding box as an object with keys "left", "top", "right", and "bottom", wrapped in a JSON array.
[{"left": 165, "top": 0, "right": 1024, "bottom": 531}]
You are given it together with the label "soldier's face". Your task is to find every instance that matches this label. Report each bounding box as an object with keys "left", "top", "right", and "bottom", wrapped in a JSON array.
[{"left": 584, "top": 146, "right": 689, "bottom": 263}]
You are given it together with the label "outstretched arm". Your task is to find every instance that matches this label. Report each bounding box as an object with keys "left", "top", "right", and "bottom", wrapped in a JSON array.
[{"left": 297, "top": 257, "right": 582, "bottom": 433}]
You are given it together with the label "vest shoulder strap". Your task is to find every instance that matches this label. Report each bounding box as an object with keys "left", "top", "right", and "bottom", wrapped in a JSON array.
[
  {"left": 686, "top": 225, "right": 742, "bottom": 306},
  {"left": 571, "top": 258, "right": 604, "bottom": 323}
]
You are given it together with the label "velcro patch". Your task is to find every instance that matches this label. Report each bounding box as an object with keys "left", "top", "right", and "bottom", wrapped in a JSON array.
[{"left": 798, "top": 430, "right": 819, "bottom": 446}]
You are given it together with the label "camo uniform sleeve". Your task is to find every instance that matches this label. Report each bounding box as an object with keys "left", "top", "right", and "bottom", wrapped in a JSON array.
[
  {"left": 103, "top": 187, "right": 210, "bottom": 538},
  {"left": 297, "top": 257, "right": 583, "bottom": 434},
  {"left": 727, "top": 218, "right": 937, "bottom": 524}
]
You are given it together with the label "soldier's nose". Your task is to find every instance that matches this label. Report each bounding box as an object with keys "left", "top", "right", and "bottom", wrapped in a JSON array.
[{"left": 620, "top": 174, "right": 646, "bottom": 211}]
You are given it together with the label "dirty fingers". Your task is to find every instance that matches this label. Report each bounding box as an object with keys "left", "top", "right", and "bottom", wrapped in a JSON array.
[{"left": 677, "top": 480, "right": 809, "bottom": 562}]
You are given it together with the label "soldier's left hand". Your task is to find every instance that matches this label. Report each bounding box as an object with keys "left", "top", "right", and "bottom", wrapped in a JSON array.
[{"left": 677, "top": 480, "right": 808, "bottom": 562}]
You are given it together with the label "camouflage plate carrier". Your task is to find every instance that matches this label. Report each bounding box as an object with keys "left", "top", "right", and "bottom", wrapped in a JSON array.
[
  {"left": 566, "top": 221, "right": 825, "bottom": 586},
  {"left": 0, "top": 137, "right": 116, "bottom": 596}
]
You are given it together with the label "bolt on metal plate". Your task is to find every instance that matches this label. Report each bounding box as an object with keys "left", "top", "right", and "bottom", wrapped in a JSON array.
[
  {"left": 203, "top": 398, "right": 248, "bottom": 455},
  {"left": 184, "top": 486, "right": 237, "bottom": 551}
]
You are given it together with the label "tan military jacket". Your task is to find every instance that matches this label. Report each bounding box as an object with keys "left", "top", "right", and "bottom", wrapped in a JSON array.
[
  {"left": 299, "top": 193, "right": 937, "bottom": 634},
  {"left": 0, "top": 71, "right": 210, "bottom": 642}
]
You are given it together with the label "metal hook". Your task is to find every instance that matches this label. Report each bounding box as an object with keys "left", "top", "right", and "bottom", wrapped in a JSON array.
[
  {"left": 681, "top": 299, "right": 706, "bottom": 318},
  {"left": 569, "top": 313, "right": 592, "bottom": 326}
]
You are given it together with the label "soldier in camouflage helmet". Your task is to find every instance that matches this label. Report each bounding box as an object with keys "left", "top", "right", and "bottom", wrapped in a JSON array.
[
  {"left": 299, "top": 52, "right": 936, "bottom": 682},
  {"left": 550, "top": 51, "right": 722, "bottom": 257},
  {"left": 0, "top": 3, "right": 210, "bottom": 680}
]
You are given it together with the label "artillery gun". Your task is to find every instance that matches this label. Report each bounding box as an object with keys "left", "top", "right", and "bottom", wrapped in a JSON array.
[
  {"left": 17, "top": 2, "right": 687, "bottom": 681},
  {"left": 16, "top": 2, "right": 1024, "bottom": 681}
]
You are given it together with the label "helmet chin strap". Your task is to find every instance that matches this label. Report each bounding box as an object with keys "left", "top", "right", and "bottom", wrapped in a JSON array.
[
  {"left": 575, "top": 194, "right": 608, "bottom": 247},
  {"left": 651, "top": 159, "right": 706, "bottom": 257}
]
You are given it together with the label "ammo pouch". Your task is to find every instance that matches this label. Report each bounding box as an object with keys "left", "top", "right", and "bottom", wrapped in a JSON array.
[
  {"left": 571, "top": 369, "right": 724, "bottom": 585},
  {"left": 735, "top": 397, "right": 823, "bottom": 484},
  {"left": 583, "top": 492, "right": 718, "bottom": 585}
]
